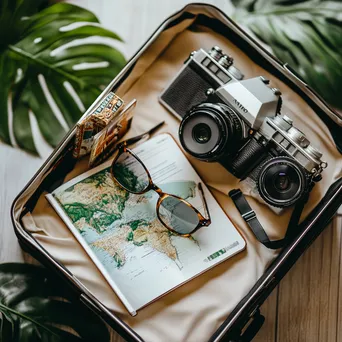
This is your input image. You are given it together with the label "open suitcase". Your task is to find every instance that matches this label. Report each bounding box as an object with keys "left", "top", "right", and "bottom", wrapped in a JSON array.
[{"left": 11, "top": 3, "right": 342, "bottom": 342}]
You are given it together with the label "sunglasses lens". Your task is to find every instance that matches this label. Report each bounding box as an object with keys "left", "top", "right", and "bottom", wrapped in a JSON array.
[
  {"left": 112, "top": 152, "right": 149, "bottom": 193},
  {"left": 158, "top": 196, "right": 199, "bottom": 235}
]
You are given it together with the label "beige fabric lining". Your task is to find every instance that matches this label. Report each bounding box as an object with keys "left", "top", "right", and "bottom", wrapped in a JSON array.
[{"left": 21, "top": 20, "right": 341, "bottom": 342}]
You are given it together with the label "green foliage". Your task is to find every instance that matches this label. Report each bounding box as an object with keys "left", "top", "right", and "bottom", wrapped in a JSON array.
[
  {"left": 0, "top": 0, "right": 125, "bottom": 154},
  {"left": 232, "top": 0, "right": 342, "bottom": 110},
  {"left": 0, "top": 263, "right": 110, "bottom": 342}
]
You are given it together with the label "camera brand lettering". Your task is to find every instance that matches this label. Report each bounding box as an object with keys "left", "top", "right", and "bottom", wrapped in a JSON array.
[{"left": 233, "top": 99, "right": 248, "bottom": 113}]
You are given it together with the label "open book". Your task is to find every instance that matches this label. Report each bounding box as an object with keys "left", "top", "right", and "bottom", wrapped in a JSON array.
[{"left": 46, "top": 133, "right": 245, "bottom": 315}]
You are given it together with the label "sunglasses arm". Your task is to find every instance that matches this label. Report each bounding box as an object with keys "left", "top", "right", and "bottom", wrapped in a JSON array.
[
  {"left": 198, "top": 183, "right": 211, "bottom": 224},
  {"left": 124, "top": 121, "right": 165, "bottom": 147}
]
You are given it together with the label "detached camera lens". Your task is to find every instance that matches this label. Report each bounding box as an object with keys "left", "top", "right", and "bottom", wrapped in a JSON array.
[
  {"left": 257, "top": 157, "right": 307, "bottom": 208},
  {"left": 192, "top": 123, "right": 211, "bottom": 144}
]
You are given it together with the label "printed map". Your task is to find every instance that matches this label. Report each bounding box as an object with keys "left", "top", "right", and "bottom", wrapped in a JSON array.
[{"left": 53, "top": 167, "right": 197, "bottom": 269}]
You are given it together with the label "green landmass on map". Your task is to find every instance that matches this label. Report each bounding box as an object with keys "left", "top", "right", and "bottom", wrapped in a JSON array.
[
  {"left": 56, "top": 168, "right": 134, "bottom": 233},
  {"left": 54, "top": 165, "right": 197, "bottom": 269}
]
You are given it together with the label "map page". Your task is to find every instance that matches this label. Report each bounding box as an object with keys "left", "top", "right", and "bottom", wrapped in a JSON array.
[{"left": 46, "top": 133, "right": 245, "bottom": 315}]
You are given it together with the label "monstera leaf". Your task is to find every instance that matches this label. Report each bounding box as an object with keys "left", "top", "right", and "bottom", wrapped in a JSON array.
[
  {"left": 0, "top": 263, "right": 110, "bottom": 342},
  {"left": 0, "top": 0, "right": 125, "bottom": 154},
  {"left": 232, "top": 0, "right": 342, "bottom": 110}
]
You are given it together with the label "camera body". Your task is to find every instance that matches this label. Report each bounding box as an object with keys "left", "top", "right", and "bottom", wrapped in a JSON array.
[{"left": 159, "top": 47, "right": 327, "bottom": 208}]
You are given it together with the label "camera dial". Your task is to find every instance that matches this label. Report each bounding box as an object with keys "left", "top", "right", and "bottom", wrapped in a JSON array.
[
  {"left": 257, "top": 157, "right": 308, "bottom": 208},
  {"left": 218, "top": 55, "right": 233, "bottom": 69},
  {"left": 305, "top": 144, "right": 323, "bottom": 160},
  {"left": 272, "top": 115, "right": 293, "bottom": 131},
  {"left": 287, "top": 127, "right": 310, "bottom": 147},
  {"left": 226, "top": 65, "right": 244, "bottom": 80}
]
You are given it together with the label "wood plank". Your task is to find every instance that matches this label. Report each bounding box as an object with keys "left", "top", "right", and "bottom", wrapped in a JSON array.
[
  {"left": 277, "top": 220, "right": 341, "bottom": 342},
  {"left": 319, "top": 218, "right": 341, "bottom": 342},
  {"left": 254, "top": 288, "right": 278, "bottom": 342},
  {"left": 0, "top": 143, "right": 43, "bottom": 262}
]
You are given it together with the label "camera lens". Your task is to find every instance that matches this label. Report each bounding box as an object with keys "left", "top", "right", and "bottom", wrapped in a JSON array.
[
  {"left": 192, "top": 123, "right": 211, "bottom": 144},
  {"left": 257, "top": 157, "right": 307, "bottom": 208},
  {"left": 179, "top": 102, "right": 244, "bottom": 161}
]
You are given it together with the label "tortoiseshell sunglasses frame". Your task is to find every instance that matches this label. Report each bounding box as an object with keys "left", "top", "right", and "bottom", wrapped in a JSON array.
[{"left": 110, "top": 131, "right": 211, "bottom": 237}]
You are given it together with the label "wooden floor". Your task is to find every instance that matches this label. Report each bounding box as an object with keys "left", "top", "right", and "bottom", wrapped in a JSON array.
[{"left": 0, "top": 1, "right": 341, "bottom": 341}]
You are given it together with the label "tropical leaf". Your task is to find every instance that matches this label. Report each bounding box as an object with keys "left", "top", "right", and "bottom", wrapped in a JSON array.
[
  {"left": 0, "top": 263, "right": 110, "bottom": 342},
  {"left": 0, "top": 1, "right": 126, "bottom": 154},
  {"left": 232, "top": 0, "right": 342, "bottom": 110}
]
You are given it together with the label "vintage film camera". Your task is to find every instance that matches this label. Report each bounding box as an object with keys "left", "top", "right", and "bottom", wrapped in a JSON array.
[{"left": 159, "top": 47, "right": 327, "bottom": 208}]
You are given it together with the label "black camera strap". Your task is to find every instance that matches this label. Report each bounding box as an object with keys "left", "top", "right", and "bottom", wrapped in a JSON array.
[{"left": 229, "top": 189, "right": 310, "bottom": 250}]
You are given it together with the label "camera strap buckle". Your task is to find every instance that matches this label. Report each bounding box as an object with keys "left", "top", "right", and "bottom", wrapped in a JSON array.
[
  {"left": 229, "top": 188, "right": 308, "bottom": 249},
  {"left": 241, "top": 210, "right": 256, "bottom": 222},
  {"left": 229, "top": 189, "right": 286, "bottom": 249}
]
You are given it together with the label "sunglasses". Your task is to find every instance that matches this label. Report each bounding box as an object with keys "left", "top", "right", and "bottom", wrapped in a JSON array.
[{"left": 110, "top": 124, "right": 211, "bottom": 236}]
